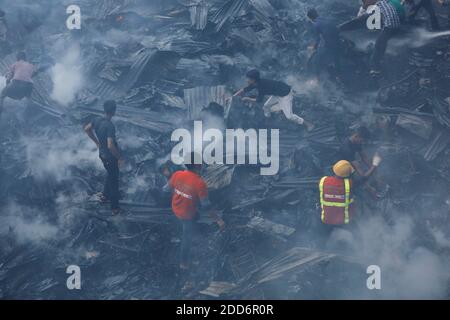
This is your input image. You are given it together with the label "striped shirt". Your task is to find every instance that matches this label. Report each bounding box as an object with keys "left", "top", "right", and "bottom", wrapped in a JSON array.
[{"left": 377, "top": 0, "right": 401, "bottom": 29}]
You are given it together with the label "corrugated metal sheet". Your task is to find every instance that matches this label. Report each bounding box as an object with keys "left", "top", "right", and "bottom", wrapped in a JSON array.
[
  {"left": 423, "top": 129, "right": 450, "bottom": 161},
  {"left": 183, "top": 85, "right": 231, "bottom": 120},
  {"left": 89, "top": 49, "right": 180, "bottom": 101},
  {"left": 210, "top": 0, "right": 249, "bottom": 32},
  {"left": 249, "top": 0, "right": 276, "bottom": 22},
  {"left": 120, "top": 48, "right": 156, "bottom": 92},
  {"left": 92, "top": 0, "right": 136, "bottom": 18},
  {"left": 202, "top": 164, "right": 235, "bottom": 190},
  {"left": 169, "top": 39, "right": 217, "bottom": 55},
  {"left": 210, "top": 0, "right": 275, "bottom": 32},
  {"left": 188, "top": 1, "right": 209, "bottom": 30}
]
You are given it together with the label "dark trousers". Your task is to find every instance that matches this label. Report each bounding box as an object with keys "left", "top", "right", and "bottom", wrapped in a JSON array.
[
  {"left": 410, "top": 0, "right": 440, "bottom": 30},
  {"left": 180, "top": 219, "right": 195, "bottom": 265},
  {"left": 320, "top": 222, "right": 355, "bottom": 252},
  {"left": 371, "top": 28, "right": 398, "bottom": 70},
  {"left": 0, "top": 80, "right": 33, "bottom": 108},
  {"left": 316, "top": 43, "right": 342, "bottom": 76},
  {"left": 100, "top": 156, "right": 119, "bottom": 210}
]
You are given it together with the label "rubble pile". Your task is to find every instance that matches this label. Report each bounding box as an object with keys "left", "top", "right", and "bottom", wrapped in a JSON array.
[{"left": 0, "top": 0, "right": 449, "bottom": 299}]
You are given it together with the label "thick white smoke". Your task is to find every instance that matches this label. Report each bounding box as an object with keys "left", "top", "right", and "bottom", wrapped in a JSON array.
[
  {"left": 23, "top": 128, "right": 102, "bottom": 182},
  {"left": 50, "top": 44, "right": 84, "bottom": 106},
  {"left": 338, "top": 215, "right": 449, "bottom": 299}
]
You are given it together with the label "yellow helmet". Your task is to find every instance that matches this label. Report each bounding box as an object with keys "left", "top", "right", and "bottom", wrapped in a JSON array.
[{"left": 333, "top": 160, "right": 355, "bottom": 178}]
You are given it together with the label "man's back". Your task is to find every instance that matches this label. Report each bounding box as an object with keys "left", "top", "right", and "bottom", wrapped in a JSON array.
[
  {"left": 245, "top": 78, "right": 291, "bottom": 102},
  {"left": 11, "top": 60, "right": 34, "bottom": 83},
  {"left": 92, "top": 116, "right": 116, "bottom": 159},
  {"left": 169, "top": 170, "right": 208, "bottom": 220},
  {"left": 377, "top": 0, "right": 401, "bottom": 28}
]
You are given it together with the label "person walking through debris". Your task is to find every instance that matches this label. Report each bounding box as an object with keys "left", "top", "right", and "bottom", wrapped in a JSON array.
[
  {"left": 0, "top": 52, "right": 34, "bottom": 117},
  {"left": 370, "top": 0, "right": 402, "bottom": 75},
  {"left": 84, "top": 100, "right": 123, "bottom": 215},
  {"left": 405, "top": 0, "right": 441, "bottom": 30},
  {"left": 306, "top": 8, "right": 342, "bottom": 79},
  {"left": 233, "top": 69, "right": 314, "bottom": 131},
  {"left": 163, "top": 152, "right": 225, "bottom": 270},
  {"left": 319, "top": 158, "right": 381, "bottom": 228}
]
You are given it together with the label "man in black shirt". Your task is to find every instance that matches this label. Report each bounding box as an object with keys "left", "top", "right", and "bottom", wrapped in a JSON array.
[
  {"left": 84, "top": 100, "right": 123, "bottom": 215},
  {"left": 233, "top": 69, "right": 314, "bottom": 131},
  {"left": 336, "top": 126, "right": 372, "bottom": 176}
]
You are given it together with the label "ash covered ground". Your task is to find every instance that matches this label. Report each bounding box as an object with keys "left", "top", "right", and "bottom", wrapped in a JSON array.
[{"left": 0, "top": 0, "right": 450, "bottom": 299}]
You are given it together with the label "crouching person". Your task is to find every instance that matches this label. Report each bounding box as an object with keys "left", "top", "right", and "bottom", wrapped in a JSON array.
[
  {"left": 0, "top": 52, "right": 34, "bottom": 116},
  {"left": 164, "top": 152, "right": 225, "bottom": 270},
  {"left": 234, "top": 69, "right": 315, "bottom": 131},
  {"left": 318, "top": 158, "right": 381, "bottom": 250}
]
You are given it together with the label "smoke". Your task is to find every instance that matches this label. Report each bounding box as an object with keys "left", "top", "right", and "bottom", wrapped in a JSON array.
[
  {"left": 50, "top": 44, "right": 84, "bottom": 106},
  {"left": 0, "top": 76, "right": 6, "bottom": 92},
  {"left": 285, "top": 74, "right": 377, "bottom": 114},
  {"left": 23, "top": 128, "right": 102, "bottom": 182},
  {"left": 102, "top": 28, "right": 154, "bottom": 48},
  {"left": 347, "top": 215, "right": 448, "bottom": 299},
  {"left": 0, "top": 203, "right": 58, "bottom": 244},
  {"left": 54, "top": 192, "right": 90, "bottom": 231}
]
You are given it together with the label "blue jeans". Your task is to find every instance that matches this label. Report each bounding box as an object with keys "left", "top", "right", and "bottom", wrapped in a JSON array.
[
  {"left": 100, "top": 156, "right": 120, "bottom": 210},
  {"left": 314, "top": 43, "right": 342, "bottom": 77},
  {"left": 180, "top": 219, "right": 195, "bottom": 265}
]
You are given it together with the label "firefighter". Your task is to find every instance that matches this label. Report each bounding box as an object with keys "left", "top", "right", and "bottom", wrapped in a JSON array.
[{"left": 319, "top": 157, "right": 381, "bottom": 226}]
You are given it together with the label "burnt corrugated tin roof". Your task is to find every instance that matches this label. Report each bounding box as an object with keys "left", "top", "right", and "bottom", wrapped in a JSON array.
[{"left": 183, "top": 85, "right": 231, "bottom": 120}]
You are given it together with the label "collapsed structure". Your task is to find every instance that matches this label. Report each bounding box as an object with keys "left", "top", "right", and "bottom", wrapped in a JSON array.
[{"left": 0, "top": 0, "right": 449, "bottom": 299}]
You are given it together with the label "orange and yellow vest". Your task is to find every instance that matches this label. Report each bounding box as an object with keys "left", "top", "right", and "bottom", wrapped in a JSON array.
[{"left": 319, "top": 176, "right": 355, "bottom": 225}]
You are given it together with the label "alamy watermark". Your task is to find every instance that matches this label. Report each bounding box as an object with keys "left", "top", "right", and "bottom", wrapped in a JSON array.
[
  {"left": 66, "top": 265, "right": 81, "bottom": 290},
  {"left": 366, "top": 265, "right": 381, "bottom": 290},
  {"left": 366, "top": 5, "right": 381, "bottom": 30},
  {"left": 66, "top": 5, "right": 81, "bottom": 30},
  {"left": 170, "top": 121, "right": 280, "bottom": 176}
]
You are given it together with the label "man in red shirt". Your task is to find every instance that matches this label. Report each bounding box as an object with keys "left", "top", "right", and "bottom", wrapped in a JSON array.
[{"left": 164, "top": 153, "right": 225, "bottom": 270}]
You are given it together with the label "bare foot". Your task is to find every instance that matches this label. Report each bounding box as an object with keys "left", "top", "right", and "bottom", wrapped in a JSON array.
[
  {"left": 304, "top": 121, "right": 315, "bottom": 132},
  {"left": 112, "top": 208, "right": 122, "bottom": 216},
  {"left": 180, "top": 263, "right": 189, "bottom": 270}
]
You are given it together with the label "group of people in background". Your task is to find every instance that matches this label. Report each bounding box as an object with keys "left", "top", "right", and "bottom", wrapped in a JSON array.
[{"left": 311, "top": 0, "right": 450, "bottom": 76}]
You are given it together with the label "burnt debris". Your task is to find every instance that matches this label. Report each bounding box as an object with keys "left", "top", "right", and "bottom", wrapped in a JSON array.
[{"left": 0, "top": 0, "right": 450, "bottom": 299}]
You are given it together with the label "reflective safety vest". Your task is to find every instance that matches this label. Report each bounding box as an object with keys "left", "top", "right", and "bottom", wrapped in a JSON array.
[{"left": 319, "top": 176, "right": 355, "bottom": 225}]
